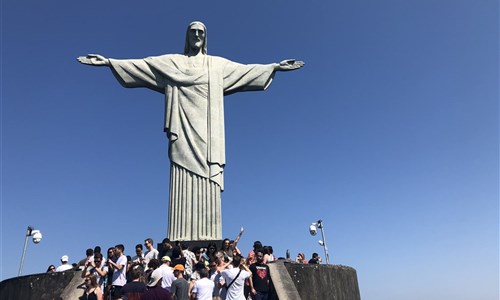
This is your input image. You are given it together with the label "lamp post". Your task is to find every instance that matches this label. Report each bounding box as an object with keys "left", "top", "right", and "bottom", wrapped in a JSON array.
[
  {"left": 309, "top": 219, "right": 330, "bottom": 264},
  {"left": 18, "top": 226, "right": 42, "bottom": 276}
]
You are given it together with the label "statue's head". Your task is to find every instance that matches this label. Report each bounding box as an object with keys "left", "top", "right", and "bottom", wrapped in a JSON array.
[{"left": 184, "top": 21, "right": 207, "bottom": 55}]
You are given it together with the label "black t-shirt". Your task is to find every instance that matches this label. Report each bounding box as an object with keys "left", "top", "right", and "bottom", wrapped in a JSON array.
[
  {"left": 121, "top": 281, "right": 147, "bottom": 294},
  {"left": 249, "top": 263, "right": 270, "bottom": 292},
  {"left": 308, "top": 258, "right": 319, "bottom": 264},
  {"left": 159, "top": 248, "right": 173, "bottom": 260},
  {"left": 171, "top": 256, "right": 187, "bottom": 268}
]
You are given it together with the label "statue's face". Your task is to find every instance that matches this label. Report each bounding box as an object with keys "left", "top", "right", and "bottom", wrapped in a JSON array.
[{"left": 188, "top": 23, "right": 205, "bottom": 52}]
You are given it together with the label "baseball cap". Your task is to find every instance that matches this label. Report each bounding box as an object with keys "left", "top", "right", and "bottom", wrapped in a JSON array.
[
  {"left": 147, "top": 269, "right": 163, "bottom": 287},
  {"left": 61, "top": 255, "right": 69, "bottom": 262},
  {"left": 173, "top": 264, "right": 185, "bottom": 272},
  {"left": 161, "top": 256, "right": 171, "bottom": 262}
]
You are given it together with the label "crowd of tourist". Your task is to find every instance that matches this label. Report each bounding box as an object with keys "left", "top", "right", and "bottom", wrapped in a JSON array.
[{"left": 46, "top": 229, "right": 322, "bottom": 300}]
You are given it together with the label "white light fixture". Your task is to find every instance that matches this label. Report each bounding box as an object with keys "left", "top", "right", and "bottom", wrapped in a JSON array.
[{"left": 18, "top": 226, "right": 43, "bottom": 276}]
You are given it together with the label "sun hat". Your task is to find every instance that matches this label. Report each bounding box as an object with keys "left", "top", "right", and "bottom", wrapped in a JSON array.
[{"left": 148, "top": 269, "right": 163, "bottom": 287}]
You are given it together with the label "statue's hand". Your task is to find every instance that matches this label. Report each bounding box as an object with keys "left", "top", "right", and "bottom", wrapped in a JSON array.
[
  {"left": 277, "top": 59, "right": 304, "bottom": 71},
  {"left": 77, "top": 54, "right": 110, "bottom": 66}
]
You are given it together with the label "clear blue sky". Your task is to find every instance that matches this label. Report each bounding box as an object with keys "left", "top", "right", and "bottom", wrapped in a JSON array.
[{"left": 1, "top": 1, "right": 498, "bottom": 299}]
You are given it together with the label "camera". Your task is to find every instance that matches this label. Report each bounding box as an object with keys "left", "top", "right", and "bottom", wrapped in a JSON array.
[
  {"left": 309, "top": 224, "right": 317, "bottom": 236},
  {"left": 32, "top": 230, "right": 42, "bottom": 244}
]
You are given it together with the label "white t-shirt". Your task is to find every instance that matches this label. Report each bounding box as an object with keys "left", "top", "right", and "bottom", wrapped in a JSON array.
[
  {"left": 90, "top": 265, "right": 109, "bottom": 291},
  {"left": 221, "top": 268, "right": 250, "bottom": 300},
  {"left": 111, "top": 254, "right": 127, "bottom": 286},
  {"left": 55, "top": 264, "right": 73, "bottom": 272},
  {"left": 159, "top": 264, "right": 175, "bottom": 290},
  {"left": 211, "top": 272, "right": 225, "bottom": 298},
  {"left": 144, "top": 248, "right": 159, "bottom": 268},
  {"left": 193, "top": 277, "right": 215, "bottom": 300}
]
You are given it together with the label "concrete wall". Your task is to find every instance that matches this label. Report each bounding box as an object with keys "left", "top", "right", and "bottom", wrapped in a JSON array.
[
  {"left": 1, "top": 261, "right": 361, "bottom": 300},
  {"left": 0, "top": 270, "right": 86, "bottom": 300},
  {"left": 269, "top": 260, "right": 361, "bottom": 300}
]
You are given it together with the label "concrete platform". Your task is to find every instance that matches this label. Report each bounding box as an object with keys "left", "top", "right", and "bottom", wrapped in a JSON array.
[
  {"left": 269, "top": 260, "right": 360, "bottom": 300},
  {"left": 0, "top": 269, "right": 85, "bottom": 300},
  {"left": 1, "top": 261, "right": 360, "bottom": 299}
]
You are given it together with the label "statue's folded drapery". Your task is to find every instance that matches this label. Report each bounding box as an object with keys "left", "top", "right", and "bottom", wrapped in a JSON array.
[{"left": 109, "top": 54, "right": 276, "bottom": 240}]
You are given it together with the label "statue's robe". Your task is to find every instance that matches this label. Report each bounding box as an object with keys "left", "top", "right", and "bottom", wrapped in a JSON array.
[{"left": 109, "top": 54, "right": 276, "bottom": 240}]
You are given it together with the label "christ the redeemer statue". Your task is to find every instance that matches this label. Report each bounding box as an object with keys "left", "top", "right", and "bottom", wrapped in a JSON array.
[{"left": 78, "top": 21, "right": 304, "bottom": 241}]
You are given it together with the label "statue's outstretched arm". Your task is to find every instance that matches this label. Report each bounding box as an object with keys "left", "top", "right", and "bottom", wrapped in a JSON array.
[
  {"left": 274, "top": 59, "right": 305, "bottom": 71},
  {"left": 77, "top": 54, "right": 111, "bottom": 67}
]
